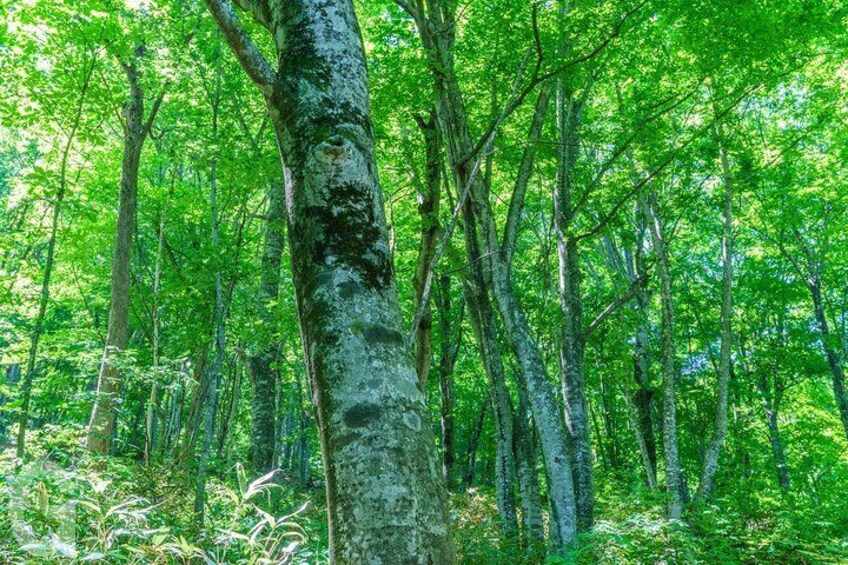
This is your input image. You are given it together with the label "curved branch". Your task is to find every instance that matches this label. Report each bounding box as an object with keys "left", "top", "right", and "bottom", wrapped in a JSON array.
[{"left": 203, "top": 0, "right": 278, "bottom": 97}]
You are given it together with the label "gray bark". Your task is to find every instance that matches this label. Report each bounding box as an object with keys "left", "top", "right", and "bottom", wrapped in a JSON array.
[
  {"left": 631, "top": 218, "right": 658, "bottom": 483},
  {"left": 757, "top": 372, "right": 790, "bottom": 489},
  {"left": 204, "top": 1, "right": 454, "bottom": 561},
  {"left": 195, "top": 76, "right": 225, "bottom": 524},
  {"left": 462, "top": 272, "right": 518, "bottom": 535},
  {"left": 411, "top": 111, "right": 442, "bottom": 391},
  {"left": 554, "top": 77, "right": 593, "bottom": 529},
  {"left": 809, "top": 280, "right": 848, "bottom": 440},
  {"left": 697, "top": 137, "right": 734, "bottom": 499},
  {"left": 145, "top": 176, "right": 171, "bottom": 466},
  {"left": 513, "top": 370, "right": 544, "bottom": 545},
  {"left": 435, "top": 273, "right": 461, "bottom": 490},
  {"left": 647, "top": 189, "right": 684, "bottom": 519},
  {"left": 88, "top": 56, "right": 164, "bottom": 455},
  {"left": 410, "top": 3, "right": 577, "bottom": 544},
  {"left": 463, "top": 399, "right": 488, "bottom": 487}
]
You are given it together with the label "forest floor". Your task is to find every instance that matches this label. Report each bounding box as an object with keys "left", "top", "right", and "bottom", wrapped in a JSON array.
[{"left": 0, "top": 426, "right": 846, "bottom": 564}]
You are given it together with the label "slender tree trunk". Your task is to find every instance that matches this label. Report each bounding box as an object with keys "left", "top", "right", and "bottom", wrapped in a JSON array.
[
  {"left": 218, "top": 355, "right": 241, "bottom": 461},
  {"left": 16, "top": 56, "right": 95, "bottom": 458},
  {"left": 88, "top": 59, "right": 163, "bottom": 455},
  {"left": 249, "top": 180, "right": 285, "bottom": 472},
  {"left": 463, "top": 400, "right": 488, "bottom": 487},
  {"left": 809, "top": 281, "right": 848, "bottom": 440},
  {"left": 697, "top": 138, "right": 734, "bottom": 499},
  {"left": 435, "top": 273, "right": 461, "bottom": 490},
  {"left": 195, "top": 94, "right": 226, "bottom": 525},
  {"left": 145, "top": 181, "right": 171, "bottom": 466},
  {"left": 294, "top": 366, "right": 311, "bottom": 485},
  {"left": 555, "top": 82, "right": 594, "bottom": 532},
  {"left": 412, "top": 110, "right": 442, "bottom": 391},
  {"left": 632, "top": 196, "right": 658, "bottom": 482},
  {"left": 757, "top": 374, "right": 790, "bottom": 489},
  {"left": 513, "top": 371, "right": 544, "bottom": 545},
  {"left": 462, "top": 274, "right": 518, "bottom": 534},
  {"left": 204, "top": 1, "right": 454, "bottom": 560},
  {"left": 647, "top": 189, "right": 684, "bottom": 519},
  {"left": 413, "top": 6, "right": 577, "bottom": 545}
]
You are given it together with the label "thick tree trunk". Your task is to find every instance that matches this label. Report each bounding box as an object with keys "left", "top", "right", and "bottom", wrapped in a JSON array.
[
  {"left": 697, "top": 140, "right": 734, "bottom": 499},
  {"left": 88, "top": 60, "right": 162, "bottom": 455},
  {"left": 647, "top": 190, "right": 685, "bottom": 519},
  {"left": 249, "top": 180, "right": 286, "bottom": 472},
  {"left": 205, "top": 1, "right": 454, "bottom": 561}
]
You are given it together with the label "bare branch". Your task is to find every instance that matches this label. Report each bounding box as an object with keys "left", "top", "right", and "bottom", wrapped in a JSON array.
[
  {"left": 142, "top": 88, "right": 167, "bottom": 140},
  {"left": 585, "top": 272, "right": 648, "bottom": 338},
  {"left": 203, "top": 0, "right": 278, "bottom": 97},
  {"left": 457, "top": 0, "right": 647, "bottom": 168}
]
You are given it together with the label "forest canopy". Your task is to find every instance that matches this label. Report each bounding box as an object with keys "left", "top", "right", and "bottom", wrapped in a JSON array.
[{"left": 1, "top": 0, "right": 848, "bottom": 563}]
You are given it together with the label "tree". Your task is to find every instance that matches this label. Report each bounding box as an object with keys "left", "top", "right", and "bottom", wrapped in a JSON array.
[
  {"left": 202, "top": 0, "right": 454, "bottom": 561},
  {"left": 87, "top": 47, "right": 165, "bottom": 455}
]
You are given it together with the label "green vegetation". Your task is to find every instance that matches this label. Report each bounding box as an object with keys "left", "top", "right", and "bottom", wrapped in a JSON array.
[{"left": 1, "top": 0, "right": 848, "bottom": 562}]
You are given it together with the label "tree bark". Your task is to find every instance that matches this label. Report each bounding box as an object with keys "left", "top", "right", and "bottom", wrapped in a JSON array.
[
  {"left": 409, "top": 4, "right": 577, "bottom": 545},
  {"left": 435, "top": 273, "right": 461, "bottom": 490},
  {"left": 195, "top": 77, "right": 226, "bottom": 524},
  {"left": 697, "top": 136, "right": 734, "bottom": 499},
  {"left": 757, "top": 372, "right": 790, "bottom": 489},
  {"left": 513, "top": 370, "right": 544, "bottom": 545},
  {"left": 87, "top": 57, "right": 163, "bottom": 455},
  {"left": 145, "top": 177, "right": 171, "bottom": 466},
  {"left": 461, "top": 272, "right": 518, "bottom": 535},
  {"left": 248, "top": 179, "right": 286, "bottom": 472},
  {"left": 463, "top": 399, "right": 488, "bottom": 487},
  {"left": 554, "top": 81, "right": 595, "bottom": 533},
  {"left": 630, "top": 194, "right": 658, "bottom": 483},
  {"left": 412, "top": 110, "right": 442, "bottom": 391},
  {"left": 204, "top": 1, "right": 454, "bottom": 561},
  {"left": 647, "top": 189, "right": 685, "bottom": 519},
  {"left": 809, "top": 280, "right": 848, "bottom": 440}
]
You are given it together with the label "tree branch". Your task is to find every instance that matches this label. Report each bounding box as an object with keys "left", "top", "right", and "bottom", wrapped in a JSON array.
[
  {"left": 457, "top": 0, "right": 647, "bottom": 168},
  {"left": 142, "top": 87, "right": 167, "bottom": 140},
  {"left": 203, "top": 0, "right": 278, "bottom": 97},
  {"left": 584, "top": 272, "right": 648, "bottom": 338}
]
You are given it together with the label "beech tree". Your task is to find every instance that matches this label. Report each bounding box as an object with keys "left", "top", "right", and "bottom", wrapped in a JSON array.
[{"left": 202, "top": 0, "right": 454, "bottom": 561}]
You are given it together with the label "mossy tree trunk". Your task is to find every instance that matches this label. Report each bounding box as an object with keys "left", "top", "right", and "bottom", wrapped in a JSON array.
[{"left": 204, "top": 1, "right": 454, "bottom": 562}]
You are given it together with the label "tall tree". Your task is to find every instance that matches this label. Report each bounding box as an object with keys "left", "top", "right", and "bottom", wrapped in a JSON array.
[
  {"left": 87, "top": 49, "right": 164, "bottom": 455},
  {"left": 15, "top": 44, "right": 97, "bottom": 459},
  {"left": 202, "top": 1, "right": 454, "bottom": 561},
  {"left": 248, "top": 179, "right": 285, "bottom": 472},
  {"left": 647, "top": 188, "right": 685, "bottom": 519},
  {"left": 697, "top": 124, "right": 735, "bottom": 499}
]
